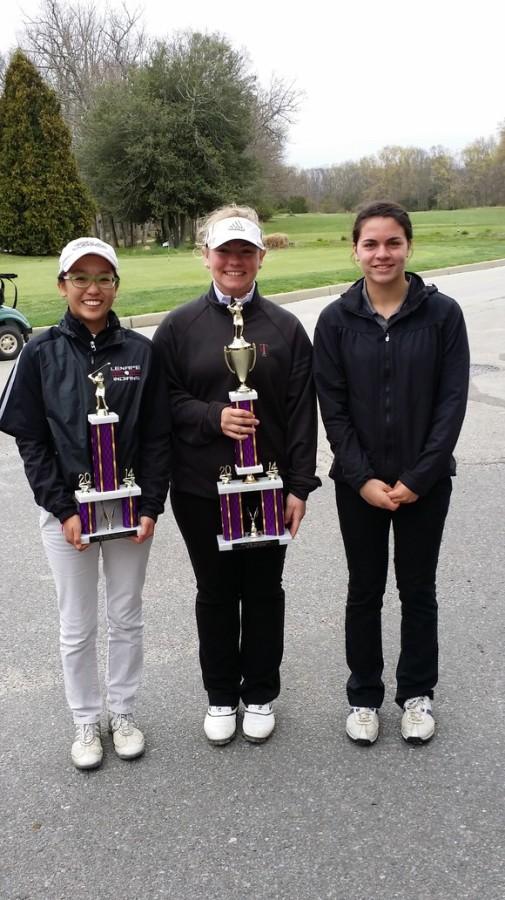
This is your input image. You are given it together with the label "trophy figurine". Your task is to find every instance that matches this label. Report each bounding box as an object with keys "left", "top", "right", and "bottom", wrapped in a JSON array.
[
  {"left": 217, "top": 302, "right": 291, "bottom": 551},
  {"left": 74, "top": 365, "right": 142, "bottom": 543},
  {"left": 224, "top": 300, "right": 257, "bottom": 393}
]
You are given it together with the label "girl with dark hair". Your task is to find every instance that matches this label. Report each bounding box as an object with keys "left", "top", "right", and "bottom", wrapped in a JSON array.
[{"left": 313, "top": 201, "right": 469, "bottom": 745}]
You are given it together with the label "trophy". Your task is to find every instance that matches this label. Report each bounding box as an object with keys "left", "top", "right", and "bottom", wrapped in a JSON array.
[
  {"left": 74, "top": 365, "right": 142, "bottom": 543},
  {"left": 217, "top": 301, "right": 291, "bottom": 551}
]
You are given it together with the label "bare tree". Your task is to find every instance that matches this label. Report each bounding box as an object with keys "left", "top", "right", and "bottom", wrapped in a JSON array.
[
  {"left": 249, "top": 76, "right": 302, "bottom": 203},
  {"left": 0, "top": 52, "right": 6, "bottom": 90},
  {"left": 20, "top": 0, "right": 149, "bottom": 132}
]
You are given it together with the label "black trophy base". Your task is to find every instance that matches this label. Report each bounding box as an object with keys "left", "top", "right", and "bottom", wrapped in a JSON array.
[{"left": 82, "top": 526, "right": 140, "bottom": 544}]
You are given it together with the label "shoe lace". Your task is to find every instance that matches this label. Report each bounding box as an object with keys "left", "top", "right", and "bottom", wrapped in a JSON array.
[
  {"left": 404, "top": 697, "right": 428, "bottom": 722},
  {"left": 353, "top": 707, "right": 376, "bottom": 723},
  {"left": 76, "top": 723, "right": 99, "bottom": 745},
  {"left": 111, "top": 713, "right": 135, "bottom": 735}
]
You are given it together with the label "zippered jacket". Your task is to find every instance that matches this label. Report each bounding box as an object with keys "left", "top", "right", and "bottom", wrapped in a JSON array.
[
  {"left": 152, "top": 285, "right": 321, "bottom": 501},
  {"left": 313, "top": 273, "right": 470, "bottom": 497},
  {"left": 0, "top": 310, "right": 171, "bottom": 522}
]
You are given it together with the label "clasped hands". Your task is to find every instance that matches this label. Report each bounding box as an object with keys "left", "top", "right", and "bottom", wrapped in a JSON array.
[{"left": 359, "top": 478, "right": 419, "bottom": 510}]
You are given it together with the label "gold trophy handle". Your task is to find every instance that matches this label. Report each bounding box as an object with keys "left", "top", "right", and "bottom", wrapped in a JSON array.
[
  {"left": 250, "top": 343, "right": 256, "bottom": 373},
  {"left": 224, "top": 347, "right": 235, "bottom": 375}
]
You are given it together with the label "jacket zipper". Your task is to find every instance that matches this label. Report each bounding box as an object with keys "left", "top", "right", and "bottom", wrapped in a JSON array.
[
  {"left": 90, "top": 339, "right": 96, "bottom": 366},
  {"left": 384, "top": 330, "right": 392, "bottom": 472}
]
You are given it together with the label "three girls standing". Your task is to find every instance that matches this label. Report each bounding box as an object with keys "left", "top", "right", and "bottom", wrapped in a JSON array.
[
  {"left": 314, "top": 201, "right": 469, "bottom": 744},
  {"left": 1, "top": 200, "right": 469, "bottom": 764}
]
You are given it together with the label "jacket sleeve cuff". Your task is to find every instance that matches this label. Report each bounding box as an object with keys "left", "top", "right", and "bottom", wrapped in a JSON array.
[
  {"left": 58, "top": 506, "right": 80, "bottom": 524},
  {"left": 206, "top": 401, "right": 228, "bottom": 436},
  {"left": 138, "top": 506, "right": 160, "bottom": 523}
]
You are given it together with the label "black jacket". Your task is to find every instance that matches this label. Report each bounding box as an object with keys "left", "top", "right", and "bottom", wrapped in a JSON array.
[
  {"left": 152, "top": 285, "right": 320, "bottom": 501},
  {"left": 313, "top": 273, "right": 470, "bottom": 496},
  {"left": 0, "top": 310, "right": 171, "bottom": 522}
]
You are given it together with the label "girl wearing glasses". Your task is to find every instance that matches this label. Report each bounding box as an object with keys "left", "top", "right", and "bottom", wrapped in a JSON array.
[{"left": 0, "top": 237, "right": 171, "bottom": 770}]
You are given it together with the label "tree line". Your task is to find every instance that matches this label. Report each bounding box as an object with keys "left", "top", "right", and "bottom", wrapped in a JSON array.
[
  {"left": 277, "top": 137, "right": 505, "bottom": 214},
  {"left": 0, "top": 0, "right": 504, "bottom": 256}
]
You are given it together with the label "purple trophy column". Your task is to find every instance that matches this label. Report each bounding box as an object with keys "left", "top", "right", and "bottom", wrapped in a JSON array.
[
  {"left": 122, "top": 496, "right": 138, "bottom": 528},
  {"left": 274, "top": 489, "right": 285, "bottom": 535},
  {"left": 90, "top": 422, "right": 119, "bottom": 491},
  {"left": 261, "top": 489, "right": 285, "bottom": 536},
  {"left": 220, "top": 493, "right": 244, "bottom": 541},
  {"left": 234, "top": 399, "right": 258, "bottom": 469},
  {"left": 79, "top": 501, "right": 96, "bottom": 536}
]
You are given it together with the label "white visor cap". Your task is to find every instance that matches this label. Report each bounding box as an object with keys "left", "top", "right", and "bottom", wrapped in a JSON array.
[
  {"left": 206, "top": 217, "right": 265, "bottom": 250},
  {"left": 59, "top": 237, "right": 119, "bottom": 276}
]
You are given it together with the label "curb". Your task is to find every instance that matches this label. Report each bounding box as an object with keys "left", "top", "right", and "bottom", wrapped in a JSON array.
[{"left": 33, "top": 257, "right": 505, "bottom": 334}]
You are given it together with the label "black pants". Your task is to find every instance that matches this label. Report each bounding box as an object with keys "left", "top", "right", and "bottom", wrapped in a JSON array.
[
  {"left": 171, "top": 490, "right": 286, "bottom": 706},
  {"left": 335, "top": 478, "right": 452, "bottom": 709}
]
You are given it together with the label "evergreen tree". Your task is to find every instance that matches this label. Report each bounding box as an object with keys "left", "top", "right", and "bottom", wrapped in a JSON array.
[
  {"left": 0, "top": 50, "right": 94, "bottom": 255},
  {"left": 78, "top": 33, "right": 261, "bottom": 247}
]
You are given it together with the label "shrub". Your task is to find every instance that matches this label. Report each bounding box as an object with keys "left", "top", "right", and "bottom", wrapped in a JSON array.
[
  {"left": 286, "top": 195, "right": 308, "bottom": 214},
  {"left": 264, "top": 233, "right": 289, "bottom": 249},
  {"left": 256, "top": 203, "right": 275, "bottom": 222}
]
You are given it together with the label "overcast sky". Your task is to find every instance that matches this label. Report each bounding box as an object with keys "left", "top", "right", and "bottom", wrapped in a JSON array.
[{"left": 2, "top": 0, "right": 504, "bottom": 169}]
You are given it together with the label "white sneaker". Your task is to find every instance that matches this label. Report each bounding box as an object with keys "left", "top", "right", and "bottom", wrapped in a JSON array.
[
  {"left": 71, "top": 723, "right": 103, "bottom": 770},
  {"left": 204, "top": 706, "right": 238, "bottom": 745},
  {"left": 346, "top": 707, "right": 379, "bottom": 745},
  {"left": 108, "top": 713, "right": 145, "bottom": 759},
  {"left": 242, "top": 703, "right": 275, "bottom": 743},
  {"left": 401, "top": 696, "right": 435, "bottom": 744}
]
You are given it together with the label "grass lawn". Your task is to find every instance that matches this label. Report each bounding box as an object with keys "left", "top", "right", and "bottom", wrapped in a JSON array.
[{"left": 2, "top": 207, "right": 504, "bottom": 326}]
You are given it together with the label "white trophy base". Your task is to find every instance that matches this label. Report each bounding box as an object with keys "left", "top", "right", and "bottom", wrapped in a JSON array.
[
  {"left": 88, "top": 412, "right": 119, "bottom": 425},
  {"left": 228, "top": 389, "right": 258, "bottom": 402},
  {"left": 217, "top": 529, "right": 292, "bottom": 552},
  {"left": 234, "top": 463, "right": 264, "bottom": 477},
  {"left": 217, "top": 475, "right": 283, "bottom": 495},
  {"left": 75, "top": 484, "right": 141, "bottom": 503}
]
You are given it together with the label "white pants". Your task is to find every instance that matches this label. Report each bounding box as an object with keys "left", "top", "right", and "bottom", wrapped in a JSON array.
[{"left": 40, "top": 509, "right": 152, "bottom": 724}]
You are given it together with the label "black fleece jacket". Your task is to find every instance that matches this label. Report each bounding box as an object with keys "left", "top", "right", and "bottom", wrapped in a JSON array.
[
  {"left": 152, "top": 285, "right": 320, "bottom": 501},
  {"left": 0, "top": 310, "right": 172, "bottom": 522},
  {"left": 313, "top": 273, "right": 470, "bottom": 496}
]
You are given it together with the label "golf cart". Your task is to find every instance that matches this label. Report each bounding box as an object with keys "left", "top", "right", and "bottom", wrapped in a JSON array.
[{"left": 0, "top": 274, "right": 32, "bottom": 360}]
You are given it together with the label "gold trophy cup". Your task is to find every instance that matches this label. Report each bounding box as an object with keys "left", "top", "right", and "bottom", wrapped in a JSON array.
[{"left": 224, "top": 300, "right": 256, "bottom": 392}]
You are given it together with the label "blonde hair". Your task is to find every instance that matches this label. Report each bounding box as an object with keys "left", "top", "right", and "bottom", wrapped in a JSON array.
[{"left": 196, "top": 205, "right": 261, "bottom": 250}]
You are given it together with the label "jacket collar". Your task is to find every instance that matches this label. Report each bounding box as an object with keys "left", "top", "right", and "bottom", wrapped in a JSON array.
[
  {"left": 59, "top": 309, "right": 124, "bottom": 346},
  {"left": 340, "top": 272, "right": 437, "bottom": 320},
  {"left": 206, "top": 283, "right": 261, "bottom": 311}
]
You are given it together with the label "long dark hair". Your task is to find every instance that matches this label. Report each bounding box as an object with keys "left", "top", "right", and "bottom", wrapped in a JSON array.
[{"left": 352, "top": 201, "right": 413, "bottom": 244}]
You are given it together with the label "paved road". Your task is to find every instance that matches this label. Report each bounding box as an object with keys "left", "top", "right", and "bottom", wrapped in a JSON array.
[{"left": 1, "top": 266, "right": 505, "bottom": 899}]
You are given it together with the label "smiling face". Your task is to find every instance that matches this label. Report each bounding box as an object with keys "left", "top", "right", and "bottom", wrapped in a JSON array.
[
  {"left": 57, "top": 254, "right": 118, "bottom": 333},
  {"left": 354, "top": 217, "right": 411, "bottom": 290},
  {"left": 204, "top": 239, "right": 266, "bottom": 298}
]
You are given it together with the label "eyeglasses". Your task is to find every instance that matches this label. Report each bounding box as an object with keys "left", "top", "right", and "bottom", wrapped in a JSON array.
[{"left": 62, "top": 274, "right": 118, "bottom": 290}]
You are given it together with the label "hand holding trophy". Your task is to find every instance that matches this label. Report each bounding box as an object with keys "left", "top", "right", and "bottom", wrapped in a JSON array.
[
  {"left": 217, "top": 301, "right": 290, "bottom": 550},
  {"left": 75, "top": 365, "right": 142, "bottom": 542}
]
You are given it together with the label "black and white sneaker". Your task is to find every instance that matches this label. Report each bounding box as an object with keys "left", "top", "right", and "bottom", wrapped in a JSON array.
[
  {"left": 401, "top": 696, "right": 435, "bottom": 744},
  {"left": 346, "top": 707, "right": 379, "bottom": 745}
]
